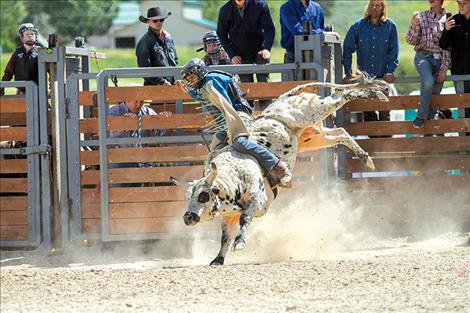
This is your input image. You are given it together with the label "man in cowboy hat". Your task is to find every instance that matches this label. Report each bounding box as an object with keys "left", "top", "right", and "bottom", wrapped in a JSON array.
[{"left": 136, "top": 7, "right": 179, "bottom": 86}]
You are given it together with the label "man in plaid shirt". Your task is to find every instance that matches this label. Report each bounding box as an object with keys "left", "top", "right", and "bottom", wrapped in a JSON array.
[{"left": 406, "top": 0, "right": 451, "bottom": 128}]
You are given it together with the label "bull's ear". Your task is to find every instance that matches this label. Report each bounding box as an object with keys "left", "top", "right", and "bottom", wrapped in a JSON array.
[
  {"left": 170, "top": 176, "right": 192, "bottom": 186},
  {"left": 205, "top": 162, "right": 218, "bottom": 185}
]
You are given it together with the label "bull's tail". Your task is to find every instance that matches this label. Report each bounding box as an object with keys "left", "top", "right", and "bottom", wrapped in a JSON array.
[{"left": 278, "top": 71, "right": 388, "bottom": 102}]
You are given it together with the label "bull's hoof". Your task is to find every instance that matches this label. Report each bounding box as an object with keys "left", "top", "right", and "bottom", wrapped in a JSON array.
[
  {"left": 233, "top": 240, "right": 245, "bottom": 251},
  {"left": 210, "top": 256, "right": 224, "bottom": 266}
]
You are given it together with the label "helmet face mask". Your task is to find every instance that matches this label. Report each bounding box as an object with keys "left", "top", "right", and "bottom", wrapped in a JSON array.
[
  {"left": 182, "top": 72, "right": 201, "bottom": 91},
  {"left": 181, "top": 58, "right": 207, "bottom": 91},
  {"left": 202, "top": 31, "right": 221, "bottom": 57}
]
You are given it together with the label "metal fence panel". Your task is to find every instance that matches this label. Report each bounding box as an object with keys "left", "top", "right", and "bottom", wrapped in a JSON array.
[{"left": 0, "top": 81, "right": 51, "bottom": 248}]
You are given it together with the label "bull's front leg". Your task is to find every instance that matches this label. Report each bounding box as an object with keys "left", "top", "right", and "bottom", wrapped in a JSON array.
[
  {"left": 210, "top": 220, "right": 232, "bottom": 266},
  {"left": 233, "top": 194, "right": 264, "bottom": 251}
]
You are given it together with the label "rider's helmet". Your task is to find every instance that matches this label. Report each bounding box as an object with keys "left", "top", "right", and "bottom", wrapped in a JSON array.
[
  {"left": 18, "top": 23, "right": 38, "bottom": 46},
  {"left": 181, "top": 58, "right": 207, "bottom": 91},
  {"left": 202, "top": 31, "right": 222, "bottom": 57}
]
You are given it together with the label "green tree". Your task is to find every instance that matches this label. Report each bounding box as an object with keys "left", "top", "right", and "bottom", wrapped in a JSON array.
[
  {"left": 23, "top": 0, "right": 119, "bottom": 44},
  {"left": 0, "top": 1, "right": 26, "bottom": 52}
]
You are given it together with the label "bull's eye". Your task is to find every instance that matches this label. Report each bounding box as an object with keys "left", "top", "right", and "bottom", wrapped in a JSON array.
[{"left": 197, "top": 191, "right": 210, "bottom": 203}]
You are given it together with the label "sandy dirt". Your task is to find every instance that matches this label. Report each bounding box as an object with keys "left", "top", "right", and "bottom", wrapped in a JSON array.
[
  {"left": 1, "top": 187, "right": 470, "bottom": 312},
  {"left": 1, "top": 239, "right": 469, "bottom": 313}
]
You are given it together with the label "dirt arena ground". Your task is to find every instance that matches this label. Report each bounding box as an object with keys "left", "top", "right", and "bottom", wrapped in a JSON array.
[
  {"left": 1, "top": 188, "right": 469, "bottom": 312},
  {"left": 1, "top": 237, "right": 469, "bottom": 313}
]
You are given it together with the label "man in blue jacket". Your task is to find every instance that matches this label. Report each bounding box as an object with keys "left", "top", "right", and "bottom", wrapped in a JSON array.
[
  {"left": 280, "top": 0, "right": 325, "bottom": 63},
  {"left": 217, "top": 0, "right": 275, "bottom": 83},
  {"left": 176, "top": 58, "right": 292, "bottom": 187},
  {"left": 343, "top": 0, "right": 399, "bottom": 122}
]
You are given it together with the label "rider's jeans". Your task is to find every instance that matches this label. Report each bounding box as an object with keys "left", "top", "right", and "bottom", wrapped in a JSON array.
[{"left": 232, "top": 135, "right": 279, "bottom": 171}]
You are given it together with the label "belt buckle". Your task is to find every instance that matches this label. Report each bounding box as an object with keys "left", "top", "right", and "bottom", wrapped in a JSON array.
[{"left": 433, "top": 52, "right": 441, "bottom": 60}]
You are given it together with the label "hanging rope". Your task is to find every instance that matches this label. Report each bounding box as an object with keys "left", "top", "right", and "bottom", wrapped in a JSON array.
[{"left": 91, "top": 49, "right": 118, "bottom": 87}]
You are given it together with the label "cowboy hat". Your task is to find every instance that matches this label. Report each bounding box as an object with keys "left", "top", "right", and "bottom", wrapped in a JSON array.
[{"left": 139, "top": 7, "right": 171, "bottom": 23}]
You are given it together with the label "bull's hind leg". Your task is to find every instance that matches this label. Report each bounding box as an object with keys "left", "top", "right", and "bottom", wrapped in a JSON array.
[
  {"left": 323, "top": 127, "right": 375, "bottom": 170},
  {"left": 298, "top": 126, "right": 374, "bottom": 170}
]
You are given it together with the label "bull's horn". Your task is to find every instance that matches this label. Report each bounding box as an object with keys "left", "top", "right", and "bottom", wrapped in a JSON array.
[
  {"left": 170, "top": 176, "right": 192, "bottom": 186},
  {"left": 206, "top": 162, "right": 218, "bottom": 185}
]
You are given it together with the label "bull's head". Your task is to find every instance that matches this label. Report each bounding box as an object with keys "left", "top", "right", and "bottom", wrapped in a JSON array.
[{"left": 171, "top": 162, "right": 221, "bottom": 226}]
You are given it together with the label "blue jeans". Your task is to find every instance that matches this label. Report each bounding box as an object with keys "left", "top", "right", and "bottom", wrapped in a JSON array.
[
  {"left": 232, "top": 136, "right": 279, "bottom": 171},
  {"left": 414, "top": 52, "right": 444, "bottom": 120}
]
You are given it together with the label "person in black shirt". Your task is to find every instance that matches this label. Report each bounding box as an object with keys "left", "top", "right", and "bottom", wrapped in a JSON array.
[
  {"left": 217, "top": 0, "right": 275, "bottom": 83},
  {"left": 136, "top": 7, "right": 178, "bottom": 86},
  {"left": 440, "top": 0, "right": 470, "bottom": 118},
  {"left": 1, "top": 23, "right": 40, "bottom": 95}
]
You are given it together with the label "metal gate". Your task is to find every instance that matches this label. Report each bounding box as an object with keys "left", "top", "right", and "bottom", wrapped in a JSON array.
[{"left": 0, "top": 81, "right": 52, "bottom": 249}]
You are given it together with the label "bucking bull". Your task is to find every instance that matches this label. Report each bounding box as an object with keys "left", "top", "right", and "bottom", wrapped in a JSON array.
[{"left": 172, "top": 73, "right": 388, "bottom": 265}]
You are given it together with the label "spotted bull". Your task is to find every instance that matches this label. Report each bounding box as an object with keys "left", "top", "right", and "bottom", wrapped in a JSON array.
[{"left": 172, "top": 72, "right": 388, "bottom": 265}]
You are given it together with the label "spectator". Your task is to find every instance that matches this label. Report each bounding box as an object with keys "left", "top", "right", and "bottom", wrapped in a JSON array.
[
  {"left": 406, "top": 0, "right": 451, "bottom": 128},
  {"left": 343, "top": 0, "right": 399, "bottom": 122},
  {"left": 201, "top": 31, "right": 231, "bottom": 66},
  {"left": 280, "top": 0, "right": 325, "bottom": 63},
  {"left": 176, "top": 58, "right": 292, "bottom": 187},
  {"left": 108, "top": 89, "right": 172, "bottom": 186},
  {"left": 217, "top": 0, "right": 275, "bottom": 83},
  {"left": 1, "top": 23, "right": 40, "bottom": 95},
  {"left": 136, "top": 7, "right": 178, "bottom": 86},
  {"left": 439, "top": 0, "right": 470, "bottom": 119},
  {"left": 109, "top": 98, "right": 172, "bottom": 149}
]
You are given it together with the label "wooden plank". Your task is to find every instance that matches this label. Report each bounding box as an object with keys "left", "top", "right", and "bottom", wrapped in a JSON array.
[
  {"left": 150, "top": 103, "right": 199, "bottom": 114},
  {"left": 344, "top": 175, "right": 470, "bottom": 192},
  {"left": 347, "top": 189, "right": 470, "bottom": 208},
  {"left": 0, "top": 210, "right": 28, "bottom": 225},
  {"left": 242, "top": 81, "right": 318, "bottom": 100},
  {"left": 0, "top": 96, "right": 27, "bottom": 113},
  {"left": 81, "top": 186, "right": 187, "bottom": 203},
  {"left": 343, "top": 94, "right": 470, "bottom": 112},
  {"left": 354, "top": 136, "right": 470, "bottom": 153},
  {"left": 0, "top": 178, "right": 28, "bottom": 193},
  {"left": 80, "top": 145, "right": 208, "bottom": 166},
  {"left": 0, "top": 113, "right": 26, "bottom": 126},
  {"left": 105, "top": 85, "right": 192, "bottom": 103},
  {"left": 109, "top": 202, "right": 186, "bottom": 219},
  {"left": 345, "top": 119, "right": 470, "bottom": 136},
  {"left": 0, "top": 197, "right": 28, "bottom": 211},
  {"left": 82, "top": 218, "right": 100, "bottom": 233},
  {"left": 81, "top": 217, "right": 215, "bottom": 235},
  {"left": 0, "top": 159, "right": 28, "bottom": 173},
  {"left": 0, "top": 225, "right": 28, "bottom": 240},
  {"left": 77, "top": 81, "right": 318, "bottom": 106},
  {"left": 0, "top": 127, "right": 27, "bottom": 141},
  {"left": 79, "top": 114, "right": 210, "bottom": 133},
  {"left": 347, "top": 155, "right": 470, "bottom": 173},
  {"left": 109, "top": 217, "right": 216, "bottom": 235},
  {"left": 80, "top": 166, "right": 204, "bottom": 185}
]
